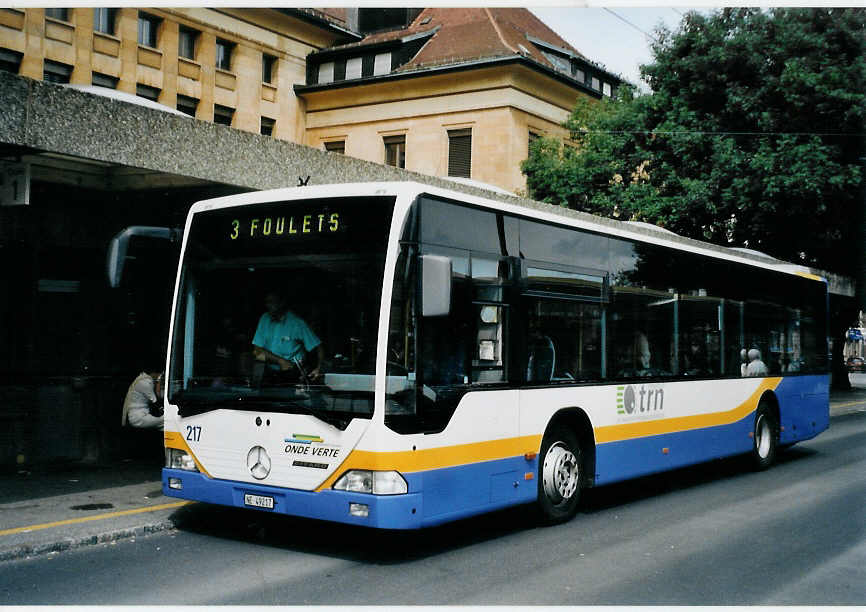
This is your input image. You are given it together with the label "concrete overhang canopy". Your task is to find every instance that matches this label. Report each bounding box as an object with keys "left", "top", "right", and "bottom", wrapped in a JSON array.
[{"left": 63, "top": 84, "right": 188, "bottom": 117}]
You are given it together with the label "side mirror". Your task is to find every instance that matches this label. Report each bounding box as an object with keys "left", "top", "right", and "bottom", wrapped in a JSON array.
[
  {"left": 107, "top": 226, "right": 181, "bottom": 288},
  {"left": 421, "top": 254, "right": 452, "bottom": 317}
]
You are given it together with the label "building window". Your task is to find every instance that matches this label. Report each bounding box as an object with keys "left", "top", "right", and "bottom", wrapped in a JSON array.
[
  {"left": 591, "top": 76, "right": 600, "bottom": 91},
  {"left": 318, "top": 61, "right": 334, "bottom": 84},
  {"left": 214, "top": 104, "right": 234, "bottom": 126},
  {"left": 345, "top": 57, "right": 362, "bottom": 80},
  {"left": 447, "top": 128, "right": 472, "bottom": 178},
  {"left": 93, "top": 8, "right": 116, "bottom": 35},
  {"left": 262, "top": 53, "right": 277, "bottom": 84},
  {"left": 92, "top": 72, "right": 118, "bottom": 89},
  {"left": 384, "top": 135, "right": 406, "bottom": 168},
  {"left": 0, "top": 48, "right": 23, "bottom": 74},
  {"left": 373, "top": 52, "right": 391, "bottom": 76},
  {"left": 542, "top": 50, "right": 570, "bottom": 73},
  {"left": 260, "top": 116, "right": 275, "bottom": 137},
  {"left": 216, "top": 39, "right": 233, "bottom": 71},
  {"left": 136, "top": 84, "right": 160, "bottom": 101},
  {"left": 574, "top": 68, "right": 585, "bottom": 83},
  {"left": 43, "top": 60, "right": 72, "bottom": 84},
  {"left": 177, "top": 94, "right": 198, "bottom": 117},
  {"left": 602, "top": 82, "right": 612, "bottom": 97},
  {"left": 178, "top": 26, "right": 198, "bottom": 60},
  {"left": 324, "top": 140, "right": 345, "bottom": 154},
  {"left": 138, "top": 12, "right": 160, "bottom": 48},
  {"left": 45, "top": 8, "right": 69, "bottom": 21}
]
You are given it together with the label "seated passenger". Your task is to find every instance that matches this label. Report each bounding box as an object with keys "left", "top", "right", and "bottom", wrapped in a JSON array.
[
  {"left": 744, "top": 348, "right": 768, "bottom": 377},
  {"left": 618, "top": 332, "right": 665, "bottom": 378},
  {"left": 252, "top": 291, "right": 324, "bottom": 383},
  {"left": 682, "top": 336, "right": 709, "bottom": 376}
]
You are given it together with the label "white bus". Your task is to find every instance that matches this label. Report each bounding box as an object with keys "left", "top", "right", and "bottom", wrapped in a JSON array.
[{"left": 159, "top": 181, "right": 829, "bottom": 528}]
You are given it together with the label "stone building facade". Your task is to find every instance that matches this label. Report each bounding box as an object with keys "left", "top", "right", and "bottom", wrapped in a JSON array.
[{"left": 1, "top": 7, "right": 621, "bottom": 194}]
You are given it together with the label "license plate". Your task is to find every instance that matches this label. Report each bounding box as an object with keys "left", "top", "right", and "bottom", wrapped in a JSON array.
[{"left": 244, "top": 493, "right": 274, "bottom": 509}]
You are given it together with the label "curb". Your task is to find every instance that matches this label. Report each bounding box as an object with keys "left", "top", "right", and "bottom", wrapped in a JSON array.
[{"left": 0, "top": 517, "right": 179, "bottom": 563}]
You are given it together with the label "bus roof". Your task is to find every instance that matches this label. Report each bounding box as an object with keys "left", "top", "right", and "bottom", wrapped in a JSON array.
[{"left": 187, "top": 181, "right": 825, "bottom": 283}]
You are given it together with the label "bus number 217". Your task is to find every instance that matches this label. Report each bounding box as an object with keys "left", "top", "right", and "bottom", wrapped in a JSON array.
[{"left": 186, "top": 426, "right": 202, "bottom": 442}]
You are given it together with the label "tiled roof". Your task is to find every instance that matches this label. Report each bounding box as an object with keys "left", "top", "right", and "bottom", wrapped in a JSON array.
[{"left": 323, "top": 8, "right": 588, "bottom": 71}]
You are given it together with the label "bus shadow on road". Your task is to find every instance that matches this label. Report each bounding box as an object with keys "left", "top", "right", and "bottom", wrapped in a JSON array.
[
  {"left": 169, "top": 498, "right": 540, "bottom": 563},
  {"left": 580, "top": 445, "right": 818, "bottom": 514},
  {"left": 168, "top": 446, "right": 819, "bottom": 563}
]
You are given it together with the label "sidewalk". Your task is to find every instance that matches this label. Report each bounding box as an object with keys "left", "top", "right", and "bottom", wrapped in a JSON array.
[{"left": 2, "top": 386, "right": 865, "bottom": 563}]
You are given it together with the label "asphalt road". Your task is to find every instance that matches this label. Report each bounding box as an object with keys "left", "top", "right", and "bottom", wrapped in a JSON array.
[{"left": 2, "top": 412, "right": 864, "bottom": 606}]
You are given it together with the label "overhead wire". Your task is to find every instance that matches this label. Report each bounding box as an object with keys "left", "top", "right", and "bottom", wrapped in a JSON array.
[{"left": 603, "top": 8, "right": 660, "bottom": 44}]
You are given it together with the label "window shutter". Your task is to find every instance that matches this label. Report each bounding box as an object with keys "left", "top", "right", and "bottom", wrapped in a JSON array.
[{"left": 448, "top": 129, "right": 472, "bottom": 178}]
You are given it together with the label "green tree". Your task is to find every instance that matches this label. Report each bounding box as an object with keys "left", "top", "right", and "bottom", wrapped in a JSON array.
[{"left": 523, "top": 8, "right": 866, "bottom": 274}]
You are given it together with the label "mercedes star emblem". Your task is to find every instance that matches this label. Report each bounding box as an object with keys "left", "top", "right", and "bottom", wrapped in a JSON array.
[{"left": 247, "top": 445, "right": 271, "bottom": 480}]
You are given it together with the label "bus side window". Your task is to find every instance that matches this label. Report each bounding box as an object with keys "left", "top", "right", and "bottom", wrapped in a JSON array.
[
  {"left": 525, "top": 297, "right": 602, "bottom": 383},
  {"left": 610, "top": 287, "right": 675, "bottom": 378}
]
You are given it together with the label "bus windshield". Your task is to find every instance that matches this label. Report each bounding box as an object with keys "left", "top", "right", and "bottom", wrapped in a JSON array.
[{"left": 167, "top": 196, "right": 395, "bottom": 428}]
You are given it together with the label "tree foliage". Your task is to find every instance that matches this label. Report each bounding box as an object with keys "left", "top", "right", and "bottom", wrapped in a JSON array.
[{"left": 522, "top": 8, "right": 866, "bottom": 273}]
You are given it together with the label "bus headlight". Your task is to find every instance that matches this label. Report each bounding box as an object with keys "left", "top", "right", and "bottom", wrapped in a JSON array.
[
  {"left": 166, "top": 448, "right": 199, "bottom": 472},
  {"left": 333, "top": 470, "right": 407, "bottom": 495}
]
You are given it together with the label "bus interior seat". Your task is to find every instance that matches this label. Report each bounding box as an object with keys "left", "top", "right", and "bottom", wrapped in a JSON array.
[{"left": 527, "top": 335, "right": 556, "bottom": 382}]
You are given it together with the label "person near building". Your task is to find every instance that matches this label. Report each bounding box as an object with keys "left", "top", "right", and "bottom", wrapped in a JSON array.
[{"left": 121, "top": 371, "right": 164, "bottom": 429}]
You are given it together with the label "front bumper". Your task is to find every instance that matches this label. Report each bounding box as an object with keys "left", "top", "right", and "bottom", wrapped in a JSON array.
[{"left": 162, "top": 468, "right": 424, "bottom": 529}]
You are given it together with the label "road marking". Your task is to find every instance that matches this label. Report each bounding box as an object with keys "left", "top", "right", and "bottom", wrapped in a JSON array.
[
  {"left": 831, "top": 400, "right": 866, "bottom": 409},
  {"left": 0, "top": 500, "right": 193, "bottom": 537}
]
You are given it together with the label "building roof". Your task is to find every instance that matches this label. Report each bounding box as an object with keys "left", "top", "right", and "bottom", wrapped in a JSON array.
[
  {"left": 328, "top": 8, "right": 589, "bottom": 71},
  {"left": 276, "top": 8, "right": 361, "bottom": 41},
  {"left": 300, "top": 8, "right": 621, "bottom": 94}
]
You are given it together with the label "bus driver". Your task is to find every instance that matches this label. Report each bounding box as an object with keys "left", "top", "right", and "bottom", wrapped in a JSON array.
[{"left": 252, "top": 291, "right": 324, "bottom": 382}]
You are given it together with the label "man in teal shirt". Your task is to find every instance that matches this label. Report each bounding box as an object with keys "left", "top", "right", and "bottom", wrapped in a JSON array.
[{"left": 252, "top": 292, "right": 324, "bottom": 381}]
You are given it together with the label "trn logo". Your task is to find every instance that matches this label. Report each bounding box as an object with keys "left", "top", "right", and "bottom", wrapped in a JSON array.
[{"left": 617, "top": 384, "right": 665, "bottom": 416}]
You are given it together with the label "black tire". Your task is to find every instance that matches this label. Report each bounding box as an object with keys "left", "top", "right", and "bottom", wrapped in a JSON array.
[
  {"left": 537, "top": 425, "right": 582, "bottom": 524},
  {"left": 751, "top": 402, "right": 778, "bottom": 470}
]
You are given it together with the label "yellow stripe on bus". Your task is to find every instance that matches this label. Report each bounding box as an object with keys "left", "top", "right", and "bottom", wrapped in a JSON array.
[
  {"left": 593, "top": 377, "right": 781, "bottom": 443},
  {"left": 315, "top": 378, "right": 781, "bottom": 490},
  {"left": 315, "top": 434, "right": 544, "bottom": 491},
  {"left": 164, "top": 430, "right": 212, "bottom": 477},
  {"left": 171, "top": 378, "right": 781, "bottom": 492}
]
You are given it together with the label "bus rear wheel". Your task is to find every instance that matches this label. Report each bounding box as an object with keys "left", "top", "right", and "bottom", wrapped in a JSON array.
[
  {"left": 751, "top": 403, "right": 778, "bottom": 470},
  {"left": 537, "top": 426, "right": 582, "bottom": 524}
]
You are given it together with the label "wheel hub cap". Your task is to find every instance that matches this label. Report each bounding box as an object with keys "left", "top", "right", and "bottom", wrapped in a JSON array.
[
  {"left": 756, "top": 415, "right": 771, "bottom": 458},
  {"left": 542, "top": 442, "right": 578, "bottom": 504}
]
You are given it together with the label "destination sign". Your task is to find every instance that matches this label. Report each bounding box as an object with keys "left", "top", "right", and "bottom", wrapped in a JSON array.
[
  {"left": 187, "top": 196, "right": 395, "bottom": 257},
  {"left": 229, "top": 211, "right": 341, "bottom": 241}
]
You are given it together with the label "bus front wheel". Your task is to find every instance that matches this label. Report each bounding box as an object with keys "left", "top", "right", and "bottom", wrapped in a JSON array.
[
  {"left": 537, "top": 426, "right": 582, "bottom": 523},
  {"left": 751, "top": 403, "right": 778, "bottom": 470}
]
